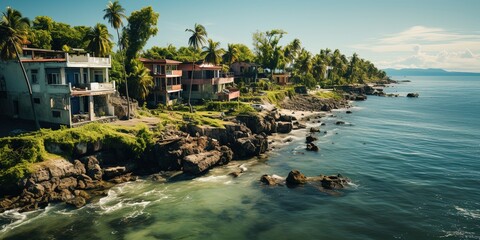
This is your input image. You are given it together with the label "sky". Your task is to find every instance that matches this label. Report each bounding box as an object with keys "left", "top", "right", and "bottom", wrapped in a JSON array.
[{"left": 3, "top": 0, "right": 480, "bottom": 72}]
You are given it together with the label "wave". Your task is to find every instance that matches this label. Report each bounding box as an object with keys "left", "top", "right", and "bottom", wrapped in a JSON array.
[{"left": 455, "top": 206, "right": 480, "bottom": 219}]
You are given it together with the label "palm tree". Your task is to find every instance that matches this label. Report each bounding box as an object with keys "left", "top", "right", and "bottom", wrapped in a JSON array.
[
  {"left": 202, "top": 39, "right": 224, "bottom": 65},
  {"left": 84, "top": 23, "right": 112, "bottom": 57},
  {"left": 185, "top": 23, "right": 207, "bottom": 112},
  {"left": 222, "top": 43, "right": 239, "bottom": 66},
  {"left": 129, "top": 59, "right": 153, "bottom": 102},
  {"left": 103, "top": 1, "right": 131, "bottom": 119},
  {"left": 0, "top": 7, "right": 40, "bottom": 129}
]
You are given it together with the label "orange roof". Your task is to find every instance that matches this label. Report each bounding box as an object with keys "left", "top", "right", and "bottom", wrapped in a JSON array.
[{"left": 139, "top": 57, "right": 182, "bottom": 64}]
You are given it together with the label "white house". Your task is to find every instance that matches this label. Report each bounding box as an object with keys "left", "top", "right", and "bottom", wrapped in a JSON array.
[{"left": 0, "top": 48, "right": 116, "bottom": 127}]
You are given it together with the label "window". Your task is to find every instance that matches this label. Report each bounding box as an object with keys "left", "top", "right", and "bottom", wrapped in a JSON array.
[
  {"left": 73, "top": 73, "right": 80, "bottom": 84},
  {"left": 52, "top": 111, "right": 61, "bottom": 118},
  {"left": 94, "top": 70, "right": 103, "bottom": 82},
  {"left": 191, "top": 84, "right": 199, "bottom": 91},
  {"left": 34, "top": 98, "right": 40, "bottom": 104},
  {"left": 156, "top": 65, "right": 162, "bottom": 74},
  {"left": 50, "top": 96, "right": 65, "bottom": 110},
  {"left": 47, "top": 73, "right": 60, "bottom": 84},
  {"left": 31, "top": 69, "right": 38, "bottom": 84}
]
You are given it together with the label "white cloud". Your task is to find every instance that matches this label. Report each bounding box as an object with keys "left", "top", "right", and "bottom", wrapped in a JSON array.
[{"left": 352, "top": 26, "right": 480, "bottom": 72}]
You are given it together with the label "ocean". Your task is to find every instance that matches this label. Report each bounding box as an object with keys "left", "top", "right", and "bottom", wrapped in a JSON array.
[{"left": 1, "top": 76, "right": 479, "bottom": 239}]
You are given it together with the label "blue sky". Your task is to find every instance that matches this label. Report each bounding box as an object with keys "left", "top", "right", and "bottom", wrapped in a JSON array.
[{"left": 3, "top": 0, "right": 480, "bottom": 72}]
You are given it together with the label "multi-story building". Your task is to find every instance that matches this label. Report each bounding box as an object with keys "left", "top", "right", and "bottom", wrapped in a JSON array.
[
  {"left": 0, "top": 48, "right": 116, "bottom": 127},
  {"left": 139, "top": 58, "right": 182, "bottom": 105},
  {"left": 179, "top": 62, "right": 239, "bottom": 103}
]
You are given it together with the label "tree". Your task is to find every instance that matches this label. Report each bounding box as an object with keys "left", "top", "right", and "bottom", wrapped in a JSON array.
[
  {"left": 185, "top": 23, "right": 207, "bottom": 112},
  {"left": 124, "top": 7, "right": 159, "bottom": 61},
  {"left": 233, "top": 43, "right": 255, "bottom": 62},
  {"left": 202, "top": 39, "right": 224, "bottom": 65},
  {"left": 0, "top": 7, "right": 40, "bottom": 129},
  {"left": 143, "top": 44, "right": 177, "bottom": 60},
  {"left": 222, "top": 43, "right": 239, "bottom": 65},
  {"left": 252, "top": 29, "right": 287, "bottom": 76},
  {"left": 129, "top": 59, "right": 153, "bottom": 102},
  {"left": 103, "top": 0, "right": 131, "bottom": 119},
  {"left": 28, "top": 29, "right": 52, "bottom": 49},
  {"left": 84, "top": 23, "right": 112, "bottom": 57}
]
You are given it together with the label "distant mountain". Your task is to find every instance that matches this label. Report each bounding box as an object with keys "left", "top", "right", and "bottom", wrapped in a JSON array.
[{"left": 383, "top": 68, "right": 480, "bottom": 76}]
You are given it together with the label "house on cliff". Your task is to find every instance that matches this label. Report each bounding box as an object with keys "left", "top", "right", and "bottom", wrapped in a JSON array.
[
  {"left": 179, "top": 62, "right": 239, "bottom": 103},
  {"left": 139, "top": 57, "right": 183, "bottom": 105},
  {"left": 0, "top": 48, "right": 116, "bottom": 127}
]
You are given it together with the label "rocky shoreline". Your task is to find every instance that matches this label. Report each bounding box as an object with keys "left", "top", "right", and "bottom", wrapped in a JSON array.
[{"left": 0, "top": 84, "right": 383, "bottom": 213}]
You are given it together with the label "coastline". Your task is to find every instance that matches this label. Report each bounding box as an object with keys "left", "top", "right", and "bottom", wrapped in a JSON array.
[{"left": 0, "top": 85, "right": 372, "bottom": 214}]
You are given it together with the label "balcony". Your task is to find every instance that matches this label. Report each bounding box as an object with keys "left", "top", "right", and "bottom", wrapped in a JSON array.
[
  {"left": 213, "top": 77, "right": 234, "bottom": 85},
  {"left": 66, "top": 53, "right": 111, "bottom": 67},
  {"left": 70, "top": 81, "right": 116, "bottom": 96},
  {"left": 217, "top": 88, "right": 240, "bottom": 101},
  {"left": 166, "top": 84, "right": 182, "bottom": 92},
  {"left": 166, "top": 70, "right": 182, "bottom": 76}
]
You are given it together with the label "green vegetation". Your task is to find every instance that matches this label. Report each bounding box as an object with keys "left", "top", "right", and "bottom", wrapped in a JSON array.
[
  {"left": 315, "top": 91, "right": 343, "bottom": 100},
  {"left": 0, "top": 124, "right": 154, "bottom": 186}
]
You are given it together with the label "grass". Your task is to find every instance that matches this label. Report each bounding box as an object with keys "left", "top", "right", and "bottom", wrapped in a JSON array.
[
  {"left": 0, "top": 123, "right": 154, "bottom": 187},
  {"left": 315, "top": 90, "right": 344, "bottom": 100}
]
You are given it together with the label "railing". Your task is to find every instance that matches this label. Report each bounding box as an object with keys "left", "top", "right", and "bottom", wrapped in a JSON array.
[
  {"left": 166, "top": 70, "right": 183, "bottom": 76},
  {"left": 213, "top": 77, "right": 234, "bottom": 85},
  {"left": 217, "top": 89, "right": 240, "bottom": 101},
  {"left": 67, "top": 53, "right": 111, "bottom": 66},
  {"left": 166, "top": 84, "right": 182, "bottom": 91}
]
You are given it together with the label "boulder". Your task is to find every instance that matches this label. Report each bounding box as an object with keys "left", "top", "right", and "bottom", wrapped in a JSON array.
[
  {"left": 335, "top": 121, "right": 345, "bottom": 125},
  {"left": 306, "top": 143, "right": 319, "bottom": 152},
  {"left": 103, "top": 166, "right": 127, "bottom": 180},
  {"left": 319, "top": 174, "right": 349, "bottom": 189},
  {"left": 277, "top": 122, "right": 293, "bottom": 133},
  {"left": 346, "top": 110, "right": 352, "bottom": 114},
  {"left": 407, "top": 93, "right": 419, "bottom": 98},
  {"left": 233, "top": 134, "right": 268, "bottom": 159},
  {"left": 306, "top": 135, "right": 318, "bottom": 143},
  {"left": 260, "top": 174, "right": 283, "bottom": 186},
  {"left": 183, "top": 150, "right": 225, "bottom": 175},
  {"left": 286, "top": 170, "right": 307, "bottom": 185},
  {"left": 310, "top": 127, "right": 321, "bottom": 133},
  {"left": 80, "top": 156, "right": 103, "bottom": 180}
]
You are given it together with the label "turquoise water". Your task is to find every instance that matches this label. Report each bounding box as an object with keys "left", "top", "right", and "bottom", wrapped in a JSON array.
[{"left": 1, "top": 76, "right": 479, "bottom": 239}]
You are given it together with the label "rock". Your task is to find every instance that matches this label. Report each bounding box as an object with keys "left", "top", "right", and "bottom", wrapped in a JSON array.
[
  {"left": 74, "top": 142, "right": 88, "bottom": 156},
  {"left": 286, "top": 170, "right": 307, "bottom": 185},
  {"left": 277, "top": 122, "right": 293, "bottom": 133},
  {"left": 27, "top": 184, "right": 45, "bottom": 198},
  {"left": 320, "top": 175, "right": 348, "bottom": 189},
  {"left": 66, "top": 196, "right": 86, "bottom": 208},
  {"left": 346, "top": 110, "right": 352, "bottom": 114},
  {"left": 103, "top": 166, "right": 127, "bottom": 180},
  {"left": 109, "top": 173, "right": 138, "bottom": 184},
  {"left": 233, "top": 135, "right": 268, "bottom": 159},
  {"left": 278, "top": 115, "right": 296, "bottom": 122},
  {"left": 260, "top": 174, "right": 282, "bottom": 186},
  {"left": 306, "top": 135, "right": 317, "bottom": 143},
  {"left": 306, "top": 143, "right": 319, "bottom": 152},
  {"left": 46, "top": 159, "right": 81, "bottom": 179},
  {"left": 407, "top": 92, "right": 419, "bottom": 98},
  {"left": 57, "top": 177, "right": 78, "bottom": 190},
  {"left": 355, "top": 95, "right": 367, "bottom": 101},
  {"left": 80, "top": 156, "right": 103, "bottom": 180},
  {"left": 30, "top": 167, "right": 51, "bottom": 182},
  {"left": 183, "top": 150, "right": 225, "bottom": 175},
  {"left": 335, "top": 121, "right": 345, "bottom": 125},
  {"left": 310, "top": 127, "right": 320, "bottom": 133}
]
